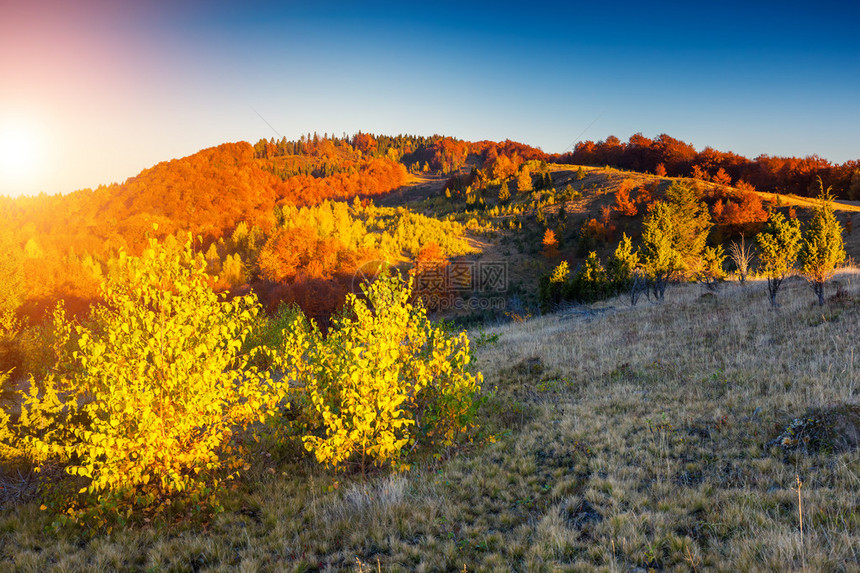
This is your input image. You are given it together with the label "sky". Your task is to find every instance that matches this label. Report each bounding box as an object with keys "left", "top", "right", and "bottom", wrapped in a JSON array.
[{"left": 1, "top": 0, "right": 859, "bottom": 197}]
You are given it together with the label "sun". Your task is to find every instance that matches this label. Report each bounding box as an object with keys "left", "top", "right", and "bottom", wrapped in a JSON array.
[{"left": 0, "top": 116, "right": 43, "bottom": 196}]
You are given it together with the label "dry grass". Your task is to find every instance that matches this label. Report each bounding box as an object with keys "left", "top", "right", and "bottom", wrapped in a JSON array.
[{"left": 1, "top": 272, "right": 859, "bottom": 571}]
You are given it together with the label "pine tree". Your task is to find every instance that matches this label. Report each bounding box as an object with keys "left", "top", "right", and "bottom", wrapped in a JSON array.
[
  {"left": 799, "top": 180, "right": 846, "bottom": 305},
  {"left": 542, "top": 229, "right": 559, "bottom": 258},
  {"left": 698, "top": 245, "right": 726, "bottom": 290},
  {"left": 662, "top": 181, "right": 712, "bottom": 274}
]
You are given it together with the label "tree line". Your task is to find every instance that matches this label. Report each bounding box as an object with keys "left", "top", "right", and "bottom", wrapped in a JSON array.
[
  {"left": 541, "top": 180, "right": 846, "bottom": 309},
  {"left": 556, "top": 133, "right": 860, "bottom": 199}
]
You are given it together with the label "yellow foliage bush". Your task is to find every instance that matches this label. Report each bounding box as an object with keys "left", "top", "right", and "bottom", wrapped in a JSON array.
[
  {"left": 4, "top": 235, "right": 285, "bottom": 526},
  {"left": 277, "top": 274, "right": 482, "bottom": 474}
]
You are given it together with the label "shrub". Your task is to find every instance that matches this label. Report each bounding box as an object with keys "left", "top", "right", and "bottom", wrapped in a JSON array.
[
  {"left": 276, "top": 274, "right": 482, "bottom": 474},
  {"left": 4, "top": 235, "right": 279, "bottom": 527}
]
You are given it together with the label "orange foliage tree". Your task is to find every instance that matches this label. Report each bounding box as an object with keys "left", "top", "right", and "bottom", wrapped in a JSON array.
[
  {"left": 542, "top": 229, "right": 560, "bottom": 258},
  {"left": 614, "top": 181, "right": 639, "bottom": 217}
]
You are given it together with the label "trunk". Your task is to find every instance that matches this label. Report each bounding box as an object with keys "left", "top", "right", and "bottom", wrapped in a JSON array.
[
  {"left": 767, "top": 276, "right": 782, "bottom": 308},
  {"left": 815, "top": 281, "right": 825, "bottom": 306}
]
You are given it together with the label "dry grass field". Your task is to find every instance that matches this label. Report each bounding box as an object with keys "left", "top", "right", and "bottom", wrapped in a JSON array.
[{"left": 2, "top": 269, "right": 859, "bottom": 572}]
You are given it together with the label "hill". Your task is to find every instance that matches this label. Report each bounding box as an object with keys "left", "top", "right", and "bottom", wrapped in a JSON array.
[
  {"left": 2, "top": 134, "right": 859, "bottom": 374},
  {"left": 1, "top": 132, "right": 859, "bottom": 570}
]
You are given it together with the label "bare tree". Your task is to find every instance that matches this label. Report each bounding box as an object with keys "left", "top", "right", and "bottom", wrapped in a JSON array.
[{"left": 728, "top": 235, "right": 755, "bottom": 285}]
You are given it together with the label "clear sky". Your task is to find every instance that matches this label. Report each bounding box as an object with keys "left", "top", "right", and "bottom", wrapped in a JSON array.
[{"left": 1, "top": 0, "right": 859, "bottom": 197}]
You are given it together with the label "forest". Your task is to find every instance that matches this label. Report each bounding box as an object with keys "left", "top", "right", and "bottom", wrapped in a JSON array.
[{"left": 1, "top": 131, "right": 856, "bottom": 378}]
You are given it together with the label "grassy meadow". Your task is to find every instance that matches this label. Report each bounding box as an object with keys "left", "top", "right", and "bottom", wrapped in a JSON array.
[{"left": 2, "top": 269, "right": 858, "bottom": 572}]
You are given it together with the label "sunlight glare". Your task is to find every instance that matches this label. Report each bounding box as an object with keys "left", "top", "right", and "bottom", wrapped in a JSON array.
[{"left": 0, "top": 116, "right": 44, "bottom": 196}]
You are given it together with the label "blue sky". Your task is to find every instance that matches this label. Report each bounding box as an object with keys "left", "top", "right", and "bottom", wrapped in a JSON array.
[{"left": 1, "top": 0, "right": 859, "bottom": 196}]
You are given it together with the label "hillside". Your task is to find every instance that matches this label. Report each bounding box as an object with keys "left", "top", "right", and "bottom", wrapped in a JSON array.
[
  {"left": 2, "top": 135, "right": 859, "bottom": 373},
  {"left": 1, "top": 133, "right": 859, "bottom": 570},
  {"left": 2, "top": 274, "right": 857, "bottom": 570},
  {"left": 384, "top": 164, "right": 860, "bottom": 318}
]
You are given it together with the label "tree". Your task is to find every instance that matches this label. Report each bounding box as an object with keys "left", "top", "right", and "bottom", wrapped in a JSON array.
[
  {"left": 281, "top": 275, "right": 481, "bottom": 474},
  {"left": 498, "top": 180, "right": 511, "bottom": 203},
  {"left": 517, "top": 167, "right": 532, "bottom": 193},
  {"left": 638, "top": 182, "right": 712, "bottom": 300},
  {"left": 727, "top": 235, "right": 754, "bottom": 284},
  {"left": 556, "top": 205, "right": 568, "bottom": 232},
  {"left": 638, "top": 201, "right": 681, "bottom": 301},
  {"left": 697, "top": 245, "right": 726, "bottom": 291},
  {"left": 662, "top": 181, "right": 713, "bottom": 274},
  {"left": 538, "top": 261, "right": 569, "bottom": 311},
  {"left": 542, "top": 229, "right": 560, "bottom": 258},
  {"left": 613, "top": 184, "right": 638, "bottom": 217},
  {"left": 8, "top": 235, "right": 278, "bottom": 525},
  {"left": 712, "top": 168, "right": 732, "bottom": 186},
  {"left": 849, "top": 169, "right": 860, "bottom": 200},
  {"left": 607, "top": 233, "right": 639, "bottom": 290},
  {"left": 570, "top": 252, "right": 609, "bottom": 302},
  {"left": 756, "top": 210, "right": 802, "bottom": 307},
  {"left": 799, "top": 181, "right": 846, "bottom": 305}
]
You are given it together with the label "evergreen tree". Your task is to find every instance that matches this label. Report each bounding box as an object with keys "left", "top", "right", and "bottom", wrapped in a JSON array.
[
  {"left": 557, "top": 205, "right": 568, "bottom": 231},
  {"left": 639, "top": 201, "right": 681, "bottom": 301},
  {"left": 637, "top": 182, "right": 712, "bottom": 300},
  {"left": 662, "top": 181, "right": 713, "bottom": 274},
  {"left": 756, "top": 210, "right": 802, "bottom": 307},
  {"left": 607, "top": 233, "right": 639, "bottom": 290},
  {"left": 571, "top": 251, "right": 608, "bottom": 302},
  {"left": 698, "top": 245, "right": 726, "bottom": 290},
  {"left": 799, "top": 181, "right": 846, "bottom": 305}
]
